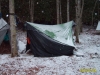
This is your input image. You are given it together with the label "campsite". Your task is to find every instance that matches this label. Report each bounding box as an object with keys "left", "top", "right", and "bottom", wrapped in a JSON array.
[{"left": 0, "top": 0, "right": 100, "bottom": 75}]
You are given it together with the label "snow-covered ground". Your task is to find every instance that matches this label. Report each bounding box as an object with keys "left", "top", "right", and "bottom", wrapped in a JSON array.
[{"left": 0, "top": 28, "right": 100, "bottom": 75}]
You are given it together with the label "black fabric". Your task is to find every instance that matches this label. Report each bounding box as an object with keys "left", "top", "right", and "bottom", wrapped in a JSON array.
[
  {"left": 26, "top": 33, "right": 30, "bottom": 51},
  {"left": 0, "top": 12, "right": 2, "bottom": 19},
  {"left": 26, "top": 42, "right": 30, "bottom": 50},
  {"left": 25, "top": 23, "right": 75, "bottom": 57}
]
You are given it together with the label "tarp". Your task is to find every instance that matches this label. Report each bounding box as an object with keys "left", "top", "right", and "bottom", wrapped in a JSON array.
[
  {"left": 25, "top": 21, "right": 75, "bottom": 57},
  {"left": 0, "top": 18, "right": 9, "bottom": 45},
  {"left": 96, "top": 21, "right": 100, "bottom": 30}
]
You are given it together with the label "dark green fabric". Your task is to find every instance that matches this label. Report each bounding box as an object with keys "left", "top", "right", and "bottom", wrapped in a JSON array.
[{"left": 4, "top": 34, "right": 9, "bottom": 41}]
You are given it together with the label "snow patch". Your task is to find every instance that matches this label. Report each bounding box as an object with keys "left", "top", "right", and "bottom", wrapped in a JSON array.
[{"left": 18, "top": 41, "right": 26, "bottom": 53}]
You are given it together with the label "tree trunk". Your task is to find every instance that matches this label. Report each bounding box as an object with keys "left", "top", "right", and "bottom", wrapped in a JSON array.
[
  {"left": 78, "top": 0, "right": 81, "bottom": 34},
  {"left": 9, "top": 0, "right": 18, "bottom": 57},
  {"left": 0, "top": 0, "right": 1, "bottom": 12},
  {"left": 98, "top": 2, "right": 100, "bottom": 20},
  {"left": 91, "top": 0, "right": 98, "bottom": 26},
  {"left": 59, "top": 0, "right": 62, "bottom": 23},
  {"left": 75, "top": 0, "right": 80, "bottom": 43},
  {"left": 80, "top": 17, "right": 83, "bottom": 32},
  {"left": 75, "top": 0, "right": 84, "bottom": 42},
  {"left": 56, "top": 0, "right": 60, "bottom": 24},
  {"left": 29, "top": 0, "right": 34, "bottom": 22},
  {"left": 67, "top": 0, "right": 70, "bottom": 22},
  {"left": 79, "top": 0, "right": 84, "bottom": 33}
]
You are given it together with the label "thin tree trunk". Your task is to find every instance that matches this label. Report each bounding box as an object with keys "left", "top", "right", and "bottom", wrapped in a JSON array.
[
  {"left": 9, "top": 0, "right": 18, "bottom": 57},
  {"left": 98, "top": 2, "right": 99, "bottom": 20},
  {"left": 92, "top": 0, "right": 98, "bottom": 26},
  {"left": 59, "top": 0, "right": 62, "bottom": 23},
  {"left": 80, "top": 0, "right": 84, "bottom": 19},
  {"left": 67, "top": 0, "right": 69, "bottom": 22},
  {"left": 78, "top": 0, "right": 81, "bottom": 34},
  {"left": 80, "top": 0, "right": 84, "bottom": 32},
  {"left": 29, "top": 0, "right": 34, "bottom": 22},
  {"left": 0, "top": 0, "right": 1, "bottom": 12},
  {"left": 56, "top": 0, "right": 60, "bottom": 24},
  {"left": 80, "top": 17, "right": 82, "bottom": 32}
]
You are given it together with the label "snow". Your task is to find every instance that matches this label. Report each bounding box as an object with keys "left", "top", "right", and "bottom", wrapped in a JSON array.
[
  {"left": 0, "top": 27, "right": 100, "bottom": 75},
  {"left": 17, "top": 41, "right": 26, "bottom": 53}
]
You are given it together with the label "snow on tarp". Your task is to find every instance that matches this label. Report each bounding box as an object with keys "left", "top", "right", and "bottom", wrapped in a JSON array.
[
  {"left": 0, "top": 18, "right": 7, "bottom": 29},
  {"left": 96, "top": 21, "right": 100, "bottom": 30},
  {"left": 27, "top": 21, "right": 75, "bottom": 47}
]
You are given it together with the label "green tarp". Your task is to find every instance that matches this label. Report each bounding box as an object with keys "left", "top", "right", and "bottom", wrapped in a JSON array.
[
  {"left": 25, "top": 21, "right": 75, "bottom": 57},
  {"left": 27, "top": 21, "right": 75, "bottom": 47}
]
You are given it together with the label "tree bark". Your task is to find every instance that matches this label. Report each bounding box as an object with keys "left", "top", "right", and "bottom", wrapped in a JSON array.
[
  {"left": 80, "top": 0, "right": 84, "bottom": 32},
  {"left": 75, "top": 0, "right": 80, "bottom": 43},
  {"left": 80, "top": 17, "right": 83, "bottom": 32},
  {"left": 29, "top": 0, "right": 34, "bottom": 22},
  {"left": 75, "top": 0, "right": 84, "bottom": 42},
  {"left": 56, "top": 0, "right": 60, "bottom": 24},
  {"left": 59, "top": 0, "right": 62, "bottom": 23},
  {"left": 9, "top": 0, "right": 18, "bottom": 57},
  {"left": 78, "top": 0, "right": 81, "bottom": 34},
  {"left": 67, "top": 0, "right": 70, "bottom": 22}
]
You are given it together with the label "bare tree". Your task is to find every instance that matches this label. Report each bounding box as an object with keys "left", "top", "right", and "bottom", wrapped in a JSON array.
[
  {"left": 9, "top": 0, "right": 18, "bottom": 57},
  {"left": 29, "top": 0, "right": 34, "bottom": 22},
  {"left": 56, "top": 0, "right": 60, "bottom": 24},
  {"left": 67, "top": 0, "right": 70, "bottom": 22}
]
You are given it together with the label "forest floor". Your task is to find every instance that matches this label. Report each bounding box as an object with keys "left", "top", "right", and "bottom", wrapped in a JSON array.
[{"left": 0, "top": 26, "right": 100, "bottom": 75}]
